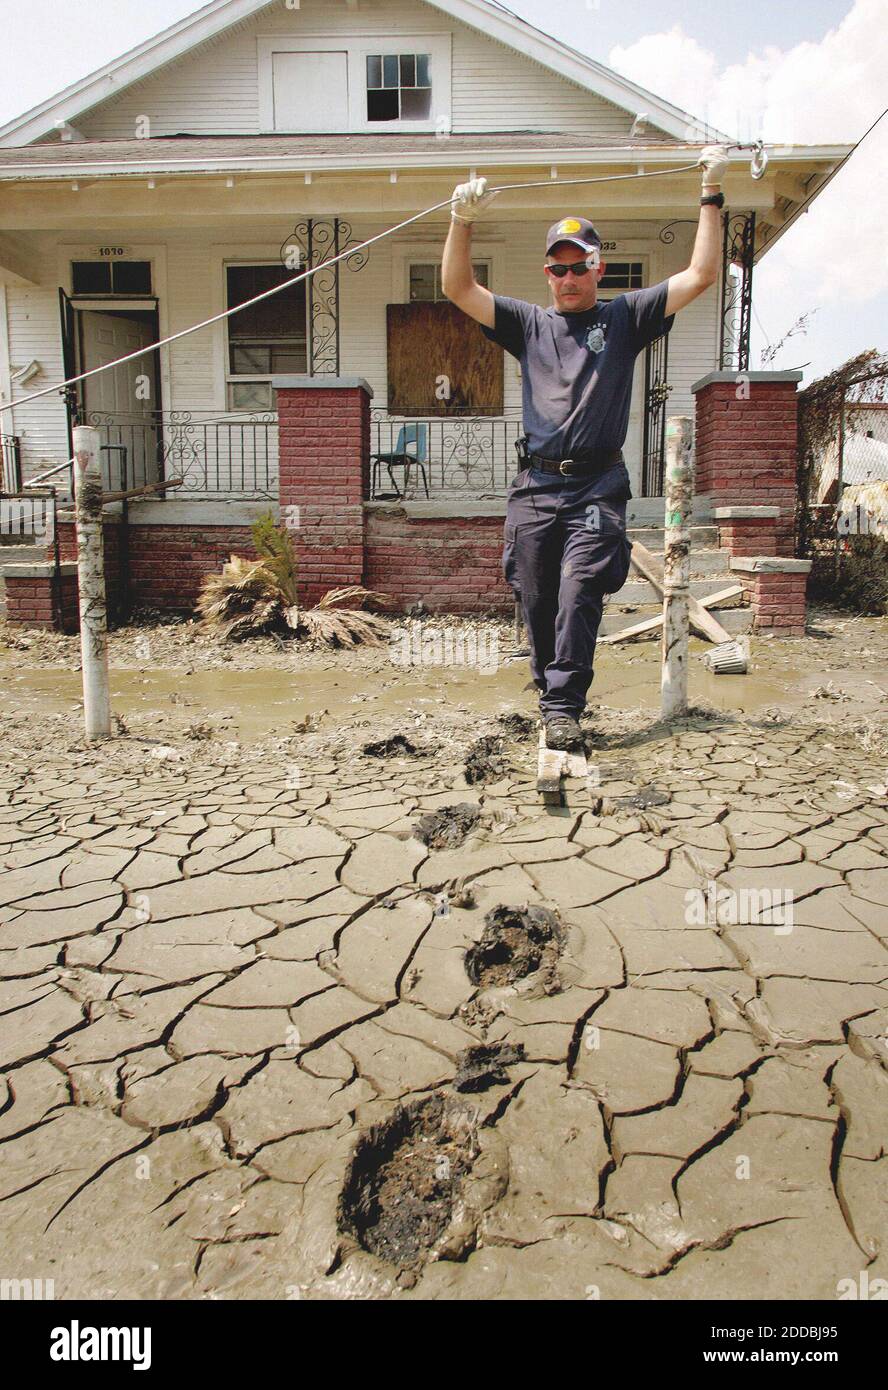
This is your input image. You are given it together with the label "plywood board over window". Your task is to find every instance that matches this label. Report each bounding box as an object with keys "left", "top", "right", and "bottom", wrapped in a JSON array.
[{"left": 386, "top": 302, "right": 503, "bottom": 416}]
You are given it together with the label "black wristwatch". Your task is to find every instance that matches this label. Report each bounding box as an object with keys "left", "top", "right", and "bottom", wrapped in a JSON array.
[{"left": 701, "top": 191, "right": 726, "bottom": 208}]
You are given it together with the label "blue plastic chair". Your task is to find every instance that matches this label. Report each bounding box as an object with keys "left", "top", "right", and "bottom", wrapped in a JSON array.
[{"left": 371, "top": 422, "right": 429, "bottom": 499}]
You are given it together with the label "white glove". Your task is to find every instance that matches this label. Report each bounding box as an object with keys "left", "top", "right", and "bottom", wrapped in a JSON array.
[
  {"left": 698, "top": 144, "right": 730, "bottom": 186},
  {"left": 451, "top": 175, "right": 498, "bottom": 224}
]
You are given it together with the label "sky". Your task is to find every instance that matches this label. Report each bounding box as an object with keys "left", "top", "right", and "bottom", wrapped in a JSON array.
[{"left": 1, "top": 0, "right": 885, "bottom": 385}]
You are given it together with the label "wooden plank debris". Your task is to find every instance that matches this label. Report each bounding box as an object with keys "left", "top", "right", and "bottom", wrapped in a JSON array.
[
  {"left": 600, "top": 585, "right": 743, "bottom": 645},
  {"left": 628, "top": 539, "right": 734, "bottom": 645}
]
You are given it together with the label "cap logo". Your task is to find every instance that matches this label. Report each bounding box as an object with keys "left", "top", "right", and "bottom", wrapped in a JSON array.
[{"left": 557, "top": 218, "right": 582, "bottom": 234}]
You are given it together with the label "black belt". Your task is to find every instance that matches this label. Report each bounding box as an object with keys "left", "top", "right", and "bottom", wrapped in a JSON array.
[{"left": 528, "top": 447, "right": 623, "bottom": 477}]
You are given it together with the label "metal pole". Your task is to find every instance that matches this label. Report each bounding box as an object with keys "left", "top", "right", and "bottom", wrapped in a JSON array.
[
  {"left": 661, "top": 415, "right": 694, "bottom": 720},
  {"left": 73, "top": 425, "right": 112, "bottom": 739}
]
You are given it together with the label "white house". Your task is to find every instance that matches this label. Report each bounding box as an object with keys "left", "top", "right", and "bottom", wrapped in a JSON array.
[{"left": 0, "top": 0, "right": 851, "bottom": 519}]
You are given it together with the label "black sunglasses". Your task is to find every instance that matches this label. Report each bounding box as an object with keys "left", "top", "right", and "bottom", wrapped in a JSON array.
[{"left": 545, "top": 258, "right": 598, "bottom": 278}]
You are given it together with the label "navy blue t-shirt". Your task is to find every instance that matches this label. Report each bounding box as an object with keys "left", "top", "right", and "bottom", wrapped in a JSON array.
[{"left": 480, "top": 279, "right": 675, "bottom": 458}]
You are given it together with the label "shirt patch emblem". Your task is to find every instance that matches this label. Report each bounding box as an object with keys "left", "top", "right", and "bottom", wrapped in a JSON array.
[
  {"left": 585, "top": 325, "right": 606, "bottom": 353},
  {"left": 557, "top": 218, "right": 582, "bottom": 234}
]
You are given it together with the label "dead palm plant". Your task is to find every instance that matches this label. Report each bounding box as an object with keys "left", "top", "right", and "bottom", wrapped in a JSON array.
[
  {"left": 300, "top": 588, "right": 392, "bottom": 647},
  {"left": 195, "top": 512, "right": 392, "bottom": 644}
]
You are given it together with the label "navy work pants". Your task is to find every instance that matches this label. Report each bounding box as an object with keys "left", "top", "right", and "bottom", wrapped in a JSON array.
[{"left": 503, "top": 459, "right": 633, "bottom": 720}]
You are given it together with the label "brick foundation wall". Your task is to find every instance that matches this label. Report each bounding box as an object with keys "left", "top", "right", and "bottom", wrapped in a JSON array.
[
  {"left": 693, "top": 372, "right": 802, "bottom": 557},
  {"left": 365, "top": 509, "right": 511, "bottom": 614},
  {"left": 10, "top": 522, "right": 261, "bottom": 627},
  {"left": 127, "top": 525, "right": 258, "bottom": 611}
]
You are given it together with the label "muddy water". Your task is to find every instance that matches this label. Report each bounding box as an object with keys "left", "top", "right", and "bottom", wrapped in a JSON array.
[{"left": 4, "top": 646, "right": 805, "bottom": 741}]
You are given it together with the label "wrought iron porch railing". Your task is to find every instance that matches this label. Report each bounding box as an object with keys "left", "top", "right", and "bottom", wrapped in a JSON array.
[
  {"left": 369, "top": 408, "right": 525, "bottom": 497},
  {"left": 84, "top": 412, "right": 278, "bottom": 499},
  {"left": 1, "top": 433, "right": 22, "bottom": 494}
]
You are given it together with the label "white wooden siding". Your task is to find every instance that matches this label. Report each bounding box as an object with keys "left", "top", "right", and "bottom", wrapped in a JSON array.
[
  {"left": 5, "top": 285, "right": 69, "bottom": 478},
  {"left": 71, "top": 0, "right": 670, "bottom": 141}
]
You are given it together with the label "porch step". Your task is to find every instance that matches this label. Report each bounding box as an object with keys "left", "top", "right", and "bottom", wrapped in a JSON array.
[
  {"left": 630, "top": 546, "right": 731, "bottom": 578},
  {"left": 628, "top": 524, "right": 720, "bottom": 548},
  {"left": 0, "top": 543, "right": 45, "bottom": 562},
  {"left": 619, "top": 573, "right": 738, "bottom": 605}
]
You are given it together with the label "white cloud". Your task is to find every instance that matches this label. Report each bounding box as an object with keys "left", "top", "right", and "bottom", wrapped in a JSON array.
[{"left": 608, "top": 0, "right": 888, "bottom": 376}]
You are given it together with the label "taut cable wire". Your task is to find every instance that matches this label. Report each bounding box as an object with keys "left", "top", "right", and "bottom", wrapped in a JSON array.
[{"left": 1, "top": 158, "right": 722, "bottom": 417}]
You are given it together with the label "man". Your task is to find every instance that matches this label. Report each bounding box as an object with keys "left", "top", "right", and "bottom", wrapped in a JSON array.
[{"left": 441, "top": 145, "right": 729, "bottom": 749}]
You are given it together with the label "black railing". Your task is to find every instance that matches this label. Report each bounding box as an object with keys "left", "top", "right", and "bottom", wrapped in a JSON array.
[
  {"left": 369, "top": 408, "right": 524, "bottom": 497},
  {"left": 642, "top": 334, "right": 671, "bottom": 497},
  {"left": 85, "top": 411, "right": 278, "bottom": 497},
  {"left": 1, "top": 433, "right": 22, "bottom": 494}
]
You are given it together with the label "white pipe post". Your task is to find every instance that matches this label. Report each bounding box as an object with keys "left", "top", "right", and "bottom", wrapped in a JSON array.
[
  {"left": 661, "top": 415, "right": 694, "bottom": 720},
  {"left": 73, "top": 425, "right": 112, "bottom": 739}
]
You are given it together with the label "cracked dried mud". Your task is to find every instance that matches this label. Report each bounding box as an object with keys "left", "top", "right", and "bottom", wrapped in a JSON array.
[{"left": 1, "top": 607, "right": 887, "bottom": 1300}]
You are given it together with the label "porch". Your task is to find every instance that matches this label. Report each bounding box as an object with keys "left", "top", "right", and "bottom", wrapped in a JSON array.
[
  {"left": 2, "top": 369, "right": 807, "bottom": 635},
  {"left": 12, "top": 401, "right": 680, "bottom": 528}
]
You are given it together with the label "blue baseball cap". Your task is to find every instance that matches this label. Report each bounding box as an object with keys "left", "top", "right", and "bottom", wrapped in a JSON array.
[{"left": 545, "top": 216, "right": 602, "bottom": 256}]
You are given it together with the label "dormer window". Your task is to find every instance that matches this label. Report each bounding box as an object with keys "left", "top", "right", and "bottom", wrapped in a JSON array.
[
  {"left": 366, "top": 54, "right": 432, "bottom": 122},
  {"left": 259, "top": 35, "right": 450, "bottom": 133}
]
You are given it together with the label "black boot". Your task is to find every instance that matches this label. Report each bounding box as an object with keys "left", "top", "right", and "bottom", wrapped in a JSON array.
[{"left": 543, "top": 715, "right": 584, "bottom": 750}]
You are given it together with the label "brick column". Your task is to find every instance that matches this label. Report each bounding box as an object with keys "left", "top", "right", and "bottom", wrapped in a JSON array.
[
  {"left": 730, "top": 556, "right": 812, "bottom": 636},
  {"left": 273, "top": 375, "right": 371, "bottom": 607},
  {"left": 692, "top": 370, "right": 802, "bottom": 557}
]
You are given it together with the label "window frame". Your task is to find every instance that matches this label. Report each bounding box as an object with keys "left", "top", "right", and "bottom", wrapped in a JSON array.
[
  {"left": 70, "top": 259, "right": 154, "bottom": 297},
  {"left": 365, "top": 51, "right": 433, "bottom": 124},
  {"left": 223, "top": 259, "right": 308, "bottom": 413},
  {"left": 407, "top": 259, "right": 491, "bottom": 303},
  {"left": 257, "top": 33, "right": 451, "bottom": 134},
  {"left": 597, "top": 259, "right": 645, "bottom": 292}
]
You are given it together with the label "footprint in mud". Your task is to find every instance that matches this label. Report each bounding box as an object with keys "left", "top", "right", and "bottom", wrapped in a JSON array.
[
  {"left": 497, "top": 712, "right": 537, "bottom": 740},
  {"left": 464, "top": 904, "right": 565, "bottom": 990},
  {"left": 464, "top": 734, "right": 508, "bottom": 785},
  {"left": 453, "top": 1041, "right": 525, "bottom": 1092},
  {"left": 361, "top": 733, "right": 419, "bottom": 757},
  {"left": 612, "top": 784, "right": 670, "bottom": 809},
  {"left": 338, "top": 1092, "right": 479, "bottom": 1270},
  {"left": 413, "top": 802, "right": 481, "bottom": 849}
]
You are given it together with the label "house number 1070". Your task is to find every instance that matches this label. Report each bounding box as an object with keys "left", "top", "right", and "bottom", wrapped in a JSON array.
[{"left": 98, "top": 247, "right": 126, "bottom": 256}]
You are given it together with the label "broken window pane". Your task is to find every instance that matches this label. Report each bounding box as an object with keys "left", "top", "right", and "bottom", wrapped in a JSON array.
[
  {"left": 400, "top": 87, "right": 431, "bottom": 119},
  {"left": 367, "top": 88, "right": 399, "bottom": 121}
]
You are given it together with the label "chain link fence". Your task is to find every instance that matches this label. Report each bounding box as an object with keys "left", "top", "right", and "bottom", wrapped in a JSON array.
[{"left": 798, "top": 366, "right": 888, "bottom": 614}]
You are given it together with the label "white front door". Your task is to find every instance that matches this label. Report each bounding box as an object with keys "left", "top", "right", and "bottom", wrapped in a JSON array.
[
  {"left": 80, "top": 311, "right": 159, "bottom": 484},
  {"left": 80, "top": 311, "right": 156, "bottom": 416}
]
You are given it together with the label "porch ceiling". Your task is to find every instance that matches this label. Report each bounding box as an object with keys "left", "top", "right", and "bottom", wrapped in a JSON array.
[{"left": 0, "top": 136, "right": 849, "bottom": 257}]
